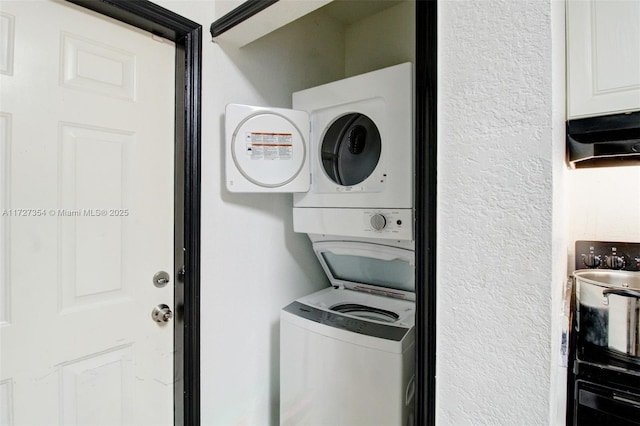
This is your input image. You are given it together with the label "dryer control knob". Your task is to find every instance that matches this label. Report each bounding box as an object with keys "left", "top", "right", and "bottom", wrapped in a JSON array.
[{"left": 370, "top": 213, "right": 387, "bottom": 231}]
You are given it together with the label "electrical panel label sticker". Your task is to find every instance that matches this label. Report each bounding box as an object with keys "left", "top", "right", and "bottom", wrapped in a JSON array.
[{"left": 246, "top": 132, "right": 293, "bottom": 160}]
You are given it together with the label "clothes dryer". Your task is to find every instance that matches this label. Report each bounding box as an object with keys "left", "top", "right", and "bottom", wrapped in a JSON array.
[
  {"left": 280, "top": 234, "right": 416, "bottom": 426},
  {"left": 225, "top": 63, "right": 413, "bottom": 240}
]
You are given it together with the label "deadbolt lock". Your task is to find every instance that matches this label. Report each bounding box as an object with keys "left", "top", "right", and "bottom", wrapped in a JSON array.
[{"left": 153, "top": 271, "right": 170, "bottom": 288}]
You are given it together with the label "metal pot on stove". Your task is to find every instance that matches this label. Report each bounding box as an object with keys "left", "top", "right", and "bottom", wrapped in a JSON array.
[{"left": 574, "top": 270, "right": 640, "bottom": 359}]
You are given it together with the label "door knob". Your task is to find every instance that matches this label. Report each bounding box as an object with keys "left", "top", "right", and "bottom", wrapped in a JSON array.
[{"left": 151, "top": 304, "right": 173, "bottom": 323}]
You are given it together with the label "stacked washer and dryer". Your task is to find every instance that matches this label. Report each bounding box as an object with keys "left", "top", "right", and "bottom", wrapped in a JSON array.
[{"left": 225, "top": 63, "right": 415, "bottom": 426}]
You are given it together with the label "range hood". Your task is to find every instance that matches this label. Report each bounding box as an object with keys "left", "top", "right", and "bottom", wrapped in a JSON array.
[{"left": 567, "top": 111, "right": 640, "bottom": 168}]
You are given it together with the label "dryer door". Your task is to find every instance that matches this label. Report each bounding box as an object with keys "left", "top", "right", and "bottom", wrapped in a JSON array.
[{"left": 225, "top": 104, "right": 310, "bottom": 192}]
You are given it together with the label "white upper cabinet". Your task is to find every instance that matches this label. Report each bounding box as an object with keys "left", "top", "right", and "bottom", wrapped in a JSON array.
[{"left": 566, "top": 0, "right": 640, "bottom": 119}]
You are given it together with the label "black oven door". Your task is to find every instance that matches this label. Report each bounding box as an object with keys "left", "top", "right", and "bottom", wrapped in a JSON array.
[{"left": 574, "top": 380, "right": 640, "bottom": 425}]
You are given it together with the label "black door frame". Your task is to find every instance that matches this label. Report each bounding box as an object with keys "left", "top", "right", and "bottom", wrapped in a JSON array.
[
  {"left": 65, "top": 1, "right": 202, "bottom": 424},
  {"left": 415, "top": 1, "right": 438, "bottom": 424},
  {"left": 210, "top": 1, "right": 437, "bottom": 425}
]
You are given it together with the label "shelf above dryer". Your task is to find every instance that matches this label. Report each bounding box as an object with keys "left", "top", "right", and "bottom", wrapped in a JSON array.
[
  {"left": 210, "top": 0, "right": 405, "bottom": 47},
  {"left": 210, "top": 0, "right": 331, "bottom": 47}
]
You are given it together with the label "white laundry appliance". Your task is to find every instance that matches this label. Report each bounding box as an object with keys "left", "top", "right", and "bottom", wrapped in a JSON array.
[
  {"left": 279, "top": 234, "right": 416, "bottom": 426},
  {"left": 225, "top": 62, "right": 413, "bottom": 240}
]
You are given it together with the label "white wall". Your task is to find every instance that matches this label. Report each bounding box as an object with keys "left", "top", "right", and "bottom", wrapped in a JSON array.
[
  {"left": 567, "top": 167, "right": 640, "bottom": 245},
  {"left": 205, "top": 13, "right": 344, "bottom": 426},
  {"left": 344, "top": 1, "right": 415, "bottom": 77},
  {"left": 437, "top": 0, "right": 555, "bottom": 424},
  {"left": 211, "top": 12, "right": 357, "bottom": 426}
]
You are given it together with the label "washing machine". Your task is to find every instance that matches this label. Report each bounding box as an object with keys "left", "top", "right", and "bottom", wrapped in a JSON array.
[
  {"left": 279, "top": 234, "right": 416, "bottom": 426},
  {"left": 225, "top": 62, "right": 413, "bottom": 241}
]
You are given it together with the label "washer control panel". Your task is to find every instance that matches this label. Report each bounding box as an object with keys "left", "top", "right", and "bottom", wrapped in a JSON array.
[
  {"left": 363, "top": 210, "right": 410, "bottom": 236},
  {"left": 293, "top": 207, "right": 413, "bottom": 240},
  {"left": 575, "top": 240, "right": 640, "bottom": 271}
]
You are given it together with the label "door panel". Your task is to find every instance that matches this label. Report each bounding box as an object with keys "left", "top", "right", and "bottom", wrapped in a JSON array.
[{"left": 0, "top": 1, "right": 175, "bottom": 424}]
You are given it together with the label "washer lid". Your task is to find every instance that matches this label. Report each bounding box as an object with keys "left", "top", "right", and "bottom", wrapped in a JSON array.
[
  {"left": 225, "top": 104, "right": 310, "bottom": 192},
  {"left": 313, "top": 241, "right": 415, "bottom": 300}
]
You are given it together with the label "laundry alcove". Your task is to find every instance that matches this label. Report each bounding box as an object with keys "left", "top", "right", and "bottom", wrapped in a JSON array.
[{"left": 210, "top": 0, "right": 436, "bottom": 424}]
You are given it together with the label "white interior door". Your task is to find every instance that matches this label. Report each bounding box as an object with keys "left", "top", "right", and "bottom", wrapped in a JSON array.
[{"left": 0, "top": 1, "right": 175, "bottom": 424}]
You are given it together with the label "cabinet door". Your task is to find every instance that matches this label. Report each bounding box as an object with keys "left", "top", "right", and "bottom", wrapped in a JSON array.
[{"left": 567, "top": 0, "right": 640, "bottom": 119}]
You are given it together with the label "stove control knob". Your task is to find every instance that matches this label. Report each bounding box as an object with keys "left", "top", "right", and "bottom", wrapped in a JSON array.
[
  {"left": 582, "top": 254, "right": 602, "bottom": 268},
  {"left": 370, "top": 213, "right": 387, "bottom": 231},
  {"left": 605, "top": 255, "right": 625, "bottom": 270}
]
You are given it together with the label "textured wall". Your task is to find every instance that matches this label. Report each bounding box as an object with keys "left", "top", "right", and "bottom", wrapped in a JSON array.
[{"left": 437, "top": 0, "right": 553, "bottom": 424}]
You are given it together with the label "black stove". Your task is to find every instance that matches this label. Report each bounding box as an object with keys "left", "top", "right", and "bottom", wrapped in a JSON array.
[
  {"left": 575, "top": 240, "right": 640, "bottom": 272},
  {"left": 568, "top": 241, "right": 640, "bottom": 426}
]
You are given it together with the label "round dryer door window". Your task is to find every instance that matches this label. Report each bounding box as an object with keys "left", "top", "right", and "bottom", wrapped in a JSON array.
[{"left": 320, "top": 113, "right": 381, "bottom": 186}]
